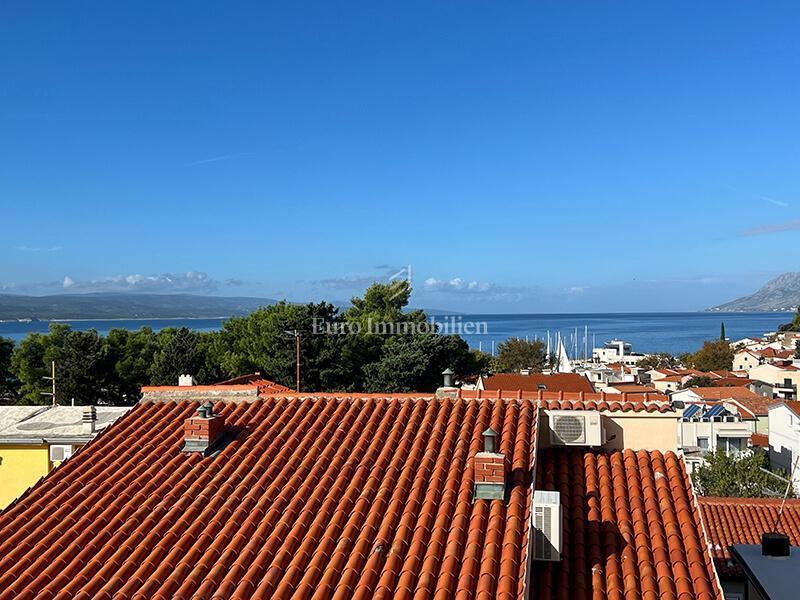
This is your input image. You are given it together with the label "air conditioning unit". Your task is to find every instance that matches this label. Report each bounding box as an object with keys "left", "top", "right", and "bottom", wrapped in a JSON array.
[
  {"left": 532, "top": 490, "right": 562, "bottom": 561},
  {"left": 547, "top": 410, "right": 604, "bottom": 446},
  {"left": 49, "top": 444, "right": 73, "bottom": 462}
]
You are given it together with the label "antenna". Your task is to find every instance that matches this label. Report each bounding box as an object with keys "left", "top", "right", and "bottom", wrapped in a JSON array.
[
  {"left": 41, "top": 360, "right": 56, "bottom": 406},
  {"left": 283, "top": 330, "right": 302, "bottom": 392}
]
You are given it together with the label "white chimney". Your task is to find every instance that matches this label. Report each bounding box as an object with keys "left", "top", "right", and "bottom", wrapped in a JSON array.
[
  {"left": 82, "top": 405, "right": 97, "bottom": 435},
  {"left": 178, "top": 374, "right": 196, "bottom": 387}
]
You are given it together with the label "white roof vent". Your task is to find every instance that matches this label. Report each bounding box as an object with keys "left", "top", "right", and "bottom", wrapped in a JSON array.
[
  {"left": 532, "top": 490, "right": 562, "bottom": 561},
  {"left": 547, "top": 410, "right": 604, "bottom": 446}
]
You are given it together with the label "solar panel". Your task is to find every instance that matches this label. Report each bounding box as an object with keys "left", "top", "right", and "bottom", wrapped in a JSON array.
[
  {"left": 683, "top": 404, "right": 700, "bottom": 419},
  {"left": 705, "top": 405, "right": 726, "bottom": 418}
]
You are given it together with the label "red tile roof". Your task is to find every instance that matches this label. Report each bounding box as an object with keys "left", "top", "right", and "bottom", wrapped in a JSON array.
[
  {"left": 680, "top": 400, "right": 757, "bottom": 421},
  {"left": 482, "top": 373, "right": 595, "bottom": 394},
  {"left": 699, "top": 497, "right": 800, "bottom": 577},
  {"left": 685, "top": 387, "right": 774, "bottom": 416},
  {"left": 0, "top": 394, "right": 719, "bottom": 599},
  {"left": 605, "top": 383, "right": 659, "bottom": 393},
  {"left": 749, "top": 433, "right": 769, "bottom": 448},
  {"left": 653, "top": 368, "right": 704, "bottom": 378},
  {"left": 216, "top": 372, "right": 294, "bottom": 394},
  {"left": 142, "top": 373, "right": 294, "bottom": 395},
  {"left": 534, "top": 448, "right": 722, "bottom": 599},
  {"left": 755, "top": 347, "right": 794, "bottom": 360},
  {"left": 710, "top": 377, "right": 757, "bottom": 388},
  {"left": 0, "top": 396, "right": 539, "bottom": 600},
  {"left": 780, "top": 400, "right": 800, "bottom": 416},
  {"left": 456, "top": 389, "right": 675, "bottom": 413},
  {"left": 706, "top": 371, "right": 739, "bottom": 379}
]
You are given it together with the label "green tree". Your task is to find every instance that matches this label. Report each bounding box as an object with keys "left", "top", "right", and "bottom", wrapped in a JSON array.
[
  {"left": 149, "top": 327, "right": 207, "bottom": 386},
  {"left": 682, "top": 375, "right": 715, "bottom": 389},
  {"left": 795, "top": 340, "right": 800, "bottom": 359},
  {"left": 342, "top": 281, "right": 429, "bottom": 382},
  {"left": 720, "top": 321, "right": 726, "bottom": 341},
  {"left": 10, "top": 324, "right": 71, "bottom": 404},
  {"left": 362, "top": 334, "right": 475, "bottom": 393},
  {"left": 637, "top": 353, "right": 679, "bottom": 371},
  {"left": 684, "top": 340, "right": 734, "bottom": 372},
  {"left": 695, "top": 449, "right": 793, "bottom": 498},
  {"left": 0, "top": 336, "right": 18, "bottom": 401},
  {"left": 491, "top": 338, "right": 547, "bottom": 373},
  {"left": 59, "top": 329, "right": 114, "bottom": 405},
  {"left": 469, "top": 349, "right": 493, "bottom": 376},
  {"left": 105, "top": 327, "right": 159, "bottom": 401},
  {"left": 214, "top": 301, "right": 347, "bottom": 391},
  {"left": 345, "top": 280, "right": 426, "bottom": 327},
  {"left": 779, "top": 308, "right": 800, "bottom": 332}
]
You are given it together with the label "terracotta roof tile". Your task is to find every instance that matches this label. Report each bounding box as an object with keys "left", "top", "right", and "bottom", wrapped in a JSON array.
[
  {"left": 699, "top": 497, "right": 800, "bottom": 577},
  {"left": 0, "top": 395, "right": 719, "bottom": 599},
  {"left": 0, "top": 396, "right": 538, "bottom": 600},
  {"left": 534, "top": 448, "right": 722, "bottom": 599},
  {"left": 686, "top": 387, "right": 775, "bottom": 416},
  {"left": 458, "top": 389, "right": 675, "bottom": 413},
  {"left": 605, "top": 383, "right": 659, "bottom": 393},
  {"left": 216, "top": 373, "right": 294, "bottom": 394},
  {"left": 755, "top": 348, "right": 794, "bottom": 360}
]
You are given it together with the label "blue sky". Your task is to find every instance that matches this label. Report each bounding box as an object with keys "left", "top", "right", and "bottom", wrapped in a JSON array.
[{"left": 1, "top": 1, "right": 798, "bottom": 312}]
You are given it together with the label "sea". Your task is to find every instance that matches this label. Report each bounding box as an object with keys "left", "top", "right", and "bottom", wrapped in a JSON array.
[{"left": 0, "top": 312, "right": 793, "bottom": 356}]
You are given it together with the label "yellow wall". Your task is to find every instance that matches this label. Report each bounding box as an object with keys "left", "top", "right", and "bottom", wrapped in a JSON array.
[
  {"left": 601, "top": 414, "right": 680, "bottom": 452},
  {"left": 0, "top": 445, "right": 51, "bottom": 509},
  {"left": 540, "top": 412, "right": 679, "bottom": 452}
]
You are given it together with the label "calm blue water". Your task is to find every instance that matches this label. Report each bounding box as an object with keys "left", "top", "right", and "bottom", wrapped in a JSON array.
[{"left": 0, "top": 312, "right": 792, "bottom": 355}]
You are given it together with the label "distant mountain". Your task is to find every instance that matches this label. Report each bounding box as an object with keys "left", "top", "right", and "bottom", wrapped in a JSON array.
[
  {"left": 708, "top": 272, "right": 800, "bottom": 312},
  {"left": 0, "top": 293, "right": 277, "bottom": 320}
]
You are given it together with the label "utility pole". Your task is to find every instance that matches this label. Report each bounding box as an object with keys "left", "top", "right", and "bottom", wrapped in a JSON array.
[
  {"left": 41, "top": 360, "right": 56, "bottom": 406},
  {"left": 285, "top": 330, "right": 302, "bottom": 392}
]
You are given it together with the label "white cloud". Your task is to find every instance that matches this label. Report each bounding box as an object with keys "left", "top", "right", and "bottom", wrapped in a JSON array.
[
  {"left": 762, "top": 196, "right": 789, "bottom": 208},
  {"left": 14, "top": 245, "right": 63, "bottom": 252},
  {"left": 58, "top": 271, "right": 227, "bottom": 294},
  {"left": 740, "top": 220, "right": 800, "bottom": 237},
  {"left": 190, "top": 152, "right": 253, "bottom": 166},
  {"left": 423, "top": 277, "right": 526, "bottom": 301}
]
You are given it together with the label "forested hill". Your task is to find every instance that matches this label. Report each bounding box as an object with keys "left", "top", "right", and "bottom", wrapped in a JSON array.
[{"left": 0, "top": 293, "right": 276, "bottom": 320}]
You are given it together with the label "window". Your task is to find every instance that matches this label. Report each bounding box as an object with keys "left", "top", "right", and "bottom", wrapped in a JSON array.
[
  {"left": 723, "top": 437, "right": 743, "bottom": 456},
  {"left": 698, "top": 437, "right": 709, "bottom": 454}
]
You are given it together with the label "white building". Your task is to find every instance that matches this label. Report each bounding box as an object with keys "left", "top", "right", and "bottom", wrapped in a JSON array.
[
  {"left": 768, "top": 401, "right": 800, "bottom": 489},
  {"left": 678, "top": 400, "right": 756, "bottom": 473},
  {"left": 592, "top": 339, "right": 648, "bottom": 366},
  {"left": 672, "top": 386, "right": 773, "bottom": 435},
  {"left": 748, "top": 363, "right": 800, "bottom": 400}
]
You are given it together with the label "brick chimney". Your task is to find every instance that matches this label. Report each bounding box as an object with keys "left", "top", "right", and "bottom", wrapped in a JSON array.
[
  {"left": 474, "top": 427, "right": 508, "bottom": 500},
  {"left": 182, "top": 402, "right": 225, "bottom": 455}
]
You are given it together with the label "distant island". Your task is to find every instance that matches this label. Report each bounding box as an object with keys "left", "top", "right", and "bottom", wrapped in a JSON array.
[
  {"left": 708, "top": 272, "right": 800, "bottom": 312},
  {"left": 0, "top": 293, "right": 277, "bottom": 321}
]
